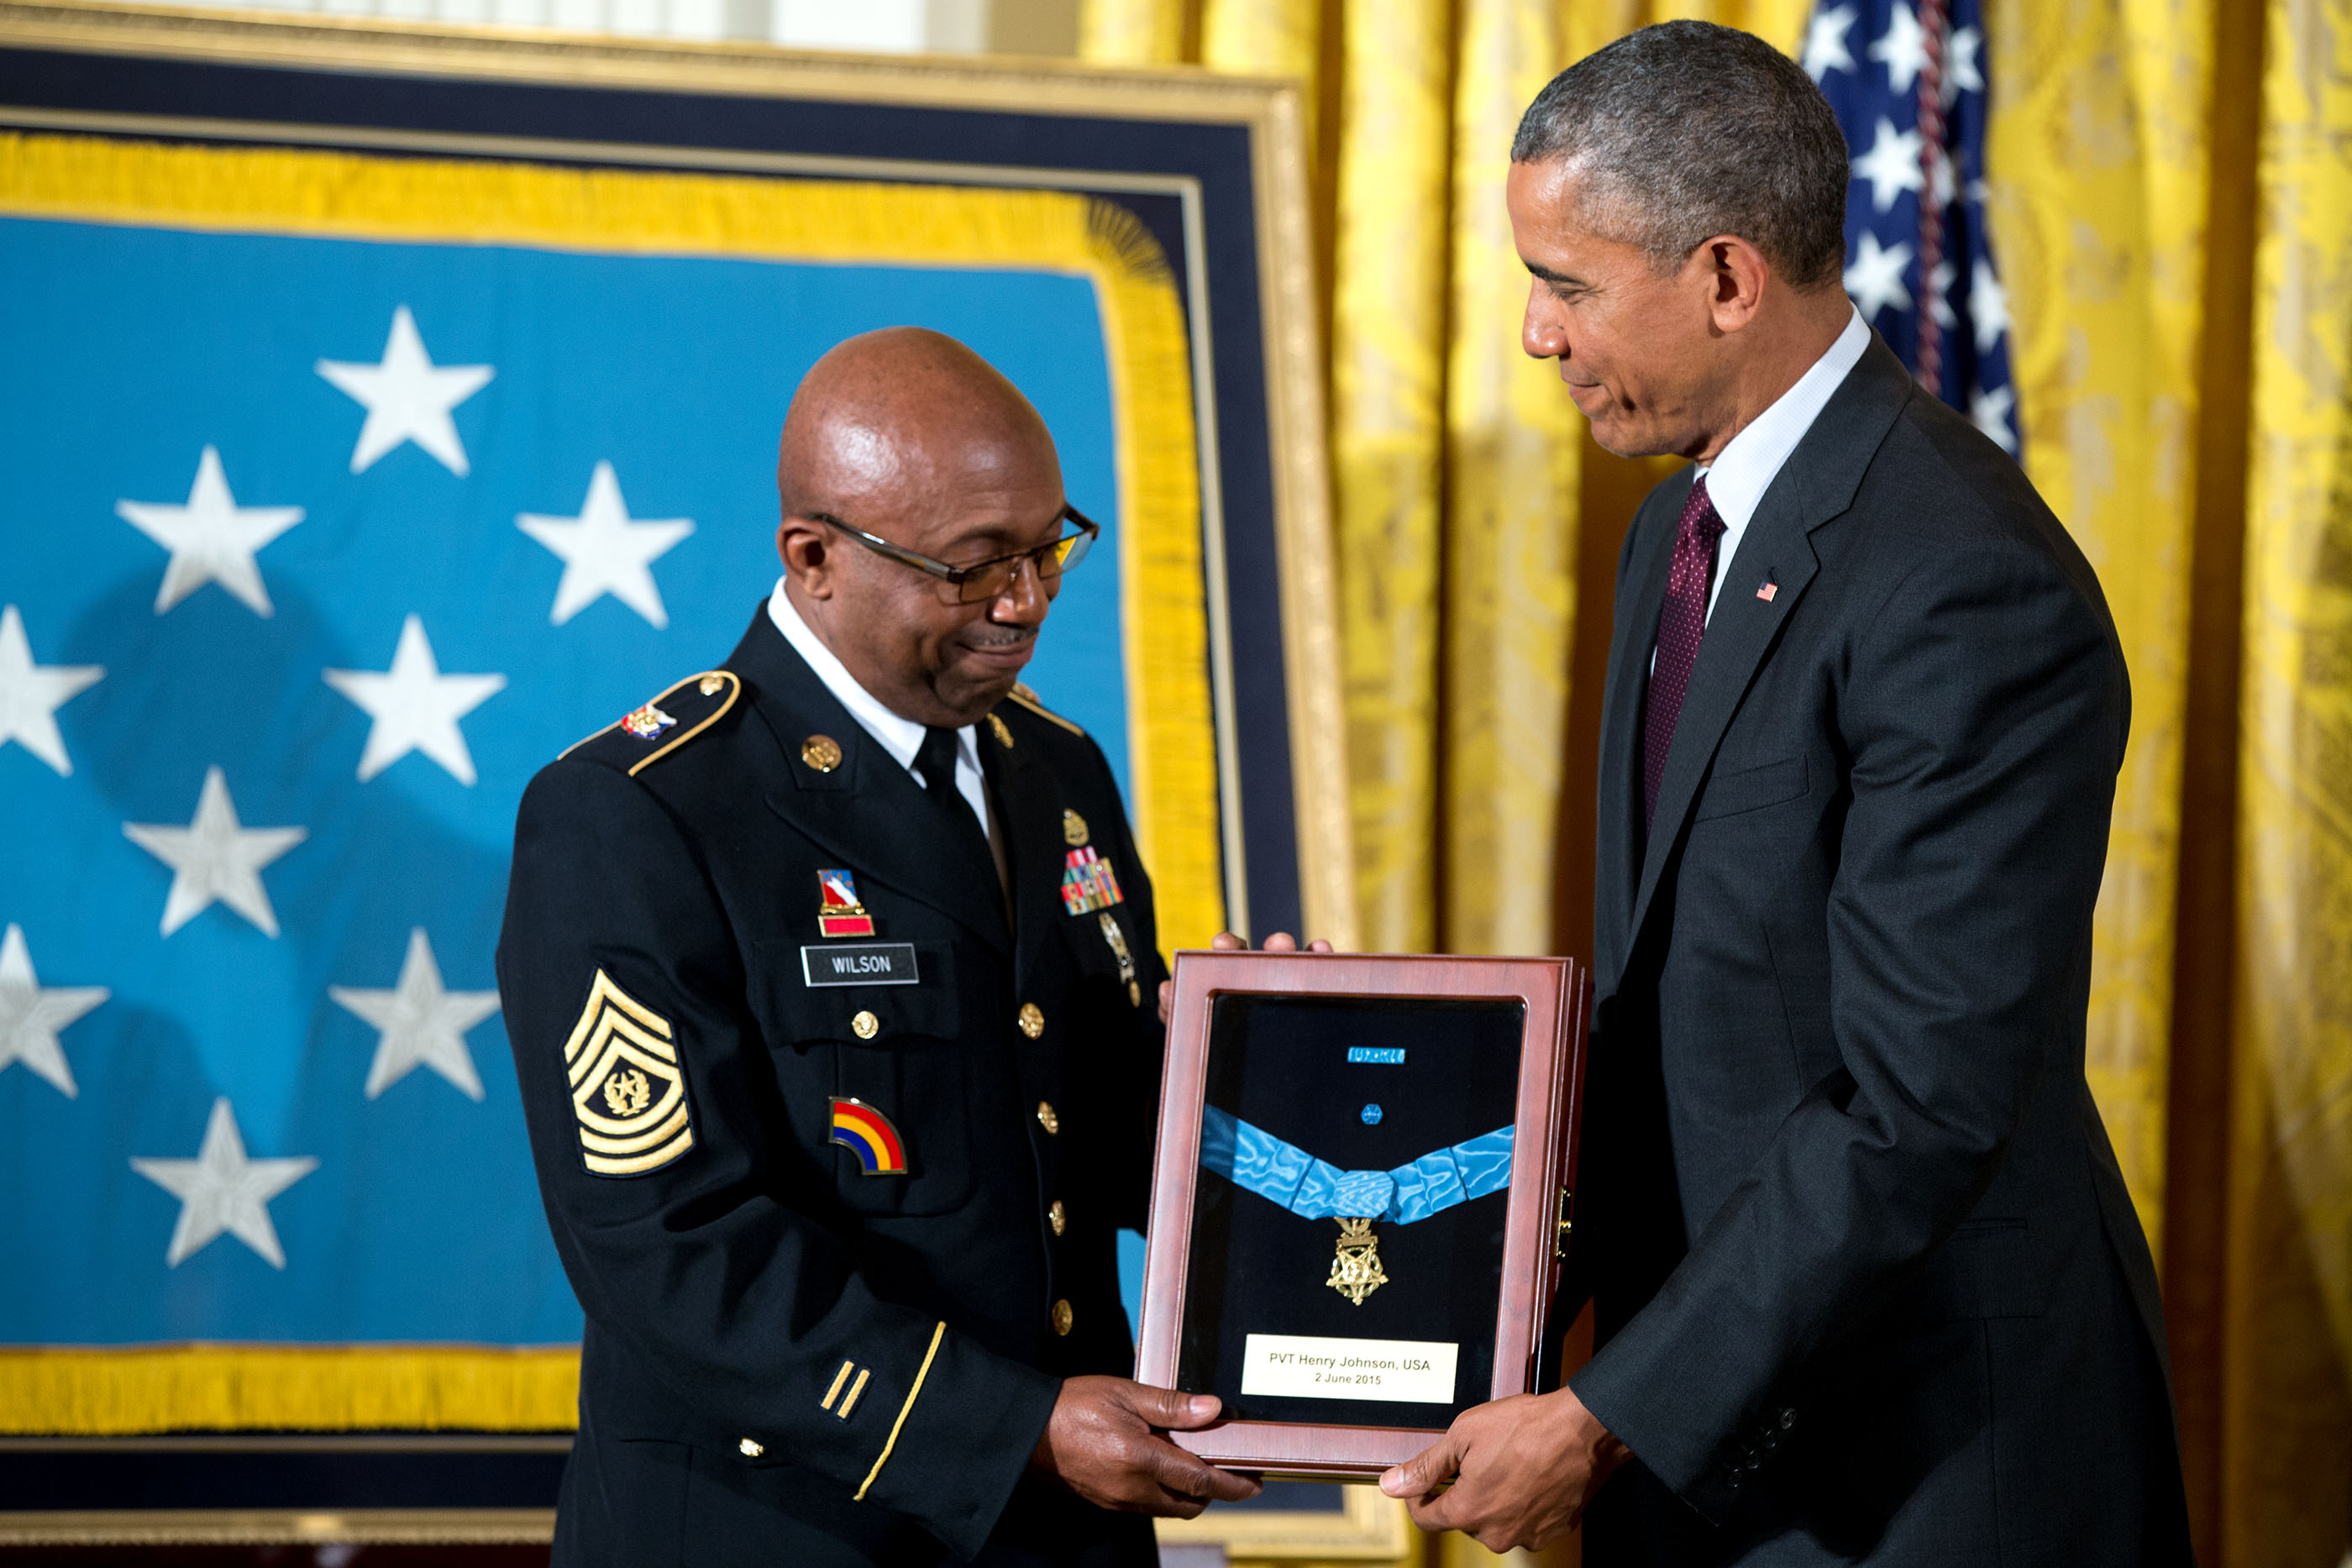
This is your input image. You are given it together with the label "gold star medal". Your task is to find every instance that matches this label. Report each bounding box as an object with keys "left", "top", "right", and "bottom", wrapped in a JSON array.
[
  {"left": 1322, "top": 1170, "right": 1397, "bottom": 1303},
  {"left": 1328, "top": 1217, "right": 1389, "bottom": 1305}
]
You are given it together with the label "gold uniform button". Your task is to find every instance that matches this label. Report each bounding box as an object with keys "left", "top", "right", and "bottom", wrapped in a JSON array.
[
  {"left": 1036, "top": 1100, "right": 1060, "bottom": 1135},
  {"left": 801, "top": 733, "right": 843, "bottom": 772},
  {"left": 1048, "top": 1199, "right": 1067, "bottom": 1235},
  {"left": 700, "top": 674, "right": 725, "bottom": 696},
  {"left": 1051, "top": 1299, "right": 1074, "bottom": 1336},
  {"left": 738, "top": 1437, "right": 764, "bottom": 1458},
  {"left": 1018, "top": 1002, "right": 1045, "bottom": 1038},
  {"left": 851, "top": 1010, "right": 879, "bottom": 1040}
]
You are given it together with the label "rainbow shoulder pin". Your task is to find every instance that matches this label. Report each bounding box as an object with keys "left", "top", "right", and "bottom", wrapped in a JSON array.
[{"left": 828, "top": 1097, "right": 907, "bottom": 1176}]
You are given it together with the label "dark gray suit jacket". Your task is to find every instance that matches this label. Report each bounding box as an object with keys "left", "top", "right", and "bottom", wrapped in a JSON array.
[{"left": 1566, "top": 337, "right": 2192, "bottom": 1566}]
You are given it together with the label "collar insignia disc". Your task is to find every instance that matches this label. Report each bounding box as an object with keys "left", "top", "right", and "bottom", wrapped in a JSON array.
[{"left": 621, "top": 703, "right": 675, "bottom": 740}]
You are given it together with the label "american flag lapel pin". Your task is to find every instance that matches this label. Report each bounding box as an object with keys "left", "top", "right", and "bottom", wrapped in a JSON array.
[{"left": 1756, "top": 579, "right": 1778, "bottom": 602}]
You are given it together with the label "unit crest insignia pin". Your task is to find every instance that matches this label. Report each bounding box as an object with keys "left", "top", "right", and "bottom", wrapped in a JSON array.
[
  {"left": 1062, "top": 809, "right": 1089, "bottom": 847},
  {"left": 622, "top": 703, "right": 676, "bottom": 740},
  {"left": 817, "top": 869, "right": 875, "bottom": 937},
  {"left": 1060, "top": 847, "right": 1124, "bottom": 916}
]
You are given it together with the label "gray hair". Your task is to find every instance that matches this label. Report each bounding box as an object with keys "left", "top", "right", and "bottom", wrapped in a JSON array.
[{"left": 1511, "top": 20, "right": 1849, "bottom": 290}]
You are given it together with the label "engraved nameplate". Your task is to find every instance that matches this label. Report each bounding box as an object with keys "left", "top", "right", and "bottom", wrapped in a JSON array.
[
  {"left": 1238, "top": 1333, "right": 1458, "bottom": 1403},
  {"left": 801, "top": 943, "right": 921, "bottom": 986}
]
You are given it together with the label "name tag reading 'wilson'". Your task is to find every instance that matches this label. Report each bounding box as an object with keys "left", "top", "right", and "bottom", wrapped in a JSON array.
[
  {"left": 1239, "top": 1334, "right": 1458, "bottom": 1403},
  {"left": 801, "top": 944, "right": 921, "bottom": 986}
]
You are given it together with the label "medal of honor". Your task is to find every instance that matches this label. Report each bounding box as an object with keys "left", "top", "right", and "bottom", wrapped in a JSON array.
[
  {"left": 1328, "top": 1217, "right": 1388, "bottom": 1305},
  {"left": 1198, "top": 1108, "right": 1513, "bottom": 1304}
]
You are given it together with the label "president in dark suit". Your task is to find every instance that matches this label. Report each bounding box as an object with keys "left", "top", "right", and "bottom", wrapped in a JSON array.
[
  {"left": 1381, "top": 24, "right": 2193, "bottom": 1566},
  {"left": 499, "top": 328, "right": 1255, "bottom": 1567}
]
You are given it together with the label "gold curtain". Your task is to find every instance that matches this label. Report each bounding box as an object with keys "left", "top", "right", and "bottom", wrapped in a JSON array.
[
  {"left": 1076, "top": 0, "right": 1188, "bottom": 63},
  {"left": 1980, "top": 0, "right": 2218, "bottom": 1262},
  {"left": 1186, "top": 0, "right": 1601, "bottom": 955},
  {"left": 1331, "top": 0, "right": 1452, "bottom": 952},
  {"left": 1441, "top": 0, "right": 1581, "bottom": 956},
  {"left": 1077, "top": 2, "right": 2352, "bottom": 1561},
  {"left": 2224, "top": 4, "right": 2352, "bottom": 1566}
]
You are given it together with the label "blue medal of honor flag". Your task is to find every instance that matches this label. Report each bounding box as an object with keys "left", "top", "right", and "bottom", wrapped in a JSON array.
[{"left": 0, "top": 214, "right": 1132, "bottom": 1348}]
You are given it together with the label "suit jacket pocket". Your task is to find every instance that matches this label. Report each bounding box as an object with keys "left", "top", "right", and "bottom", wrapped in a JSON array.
[
  {"left": 1694, "top": 755, "right": 1809, "bottom": 821},
  {"left": 1907, "top": 1218, "right": 2044, "bottom": 1322},
  {"left": 753, "top": 941, "right": 972, "bottom": 1218}
]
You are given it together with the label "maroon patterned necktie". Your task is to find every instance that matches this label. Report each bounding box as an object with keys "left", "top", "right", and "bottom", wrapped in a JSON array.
[{"left": 1643, "top": 477, "right": 1726, "bottom": 831}]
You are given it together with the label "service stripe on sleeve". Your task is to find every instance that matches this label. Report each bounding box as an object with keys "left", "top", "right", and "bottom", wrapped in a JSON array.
[{"left": 853, "top": 1320, "right": 945, "bottom": 1502}]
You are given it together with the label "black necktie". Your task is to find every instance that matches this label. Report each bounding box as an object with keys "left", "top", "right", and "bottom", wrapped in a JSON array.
[{"left": 915, "top": 726, "right": 991, "bottom": 865}]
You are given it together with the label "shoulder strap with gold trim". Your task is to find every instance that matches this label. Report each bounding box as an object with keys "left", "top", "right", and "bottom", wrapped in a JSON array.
[
  {"left": 1004, "top": 680, "right": 1084, "bottom": 737},
  {"left": 560, "top": 670, "right": 743, "bottom": 775}
]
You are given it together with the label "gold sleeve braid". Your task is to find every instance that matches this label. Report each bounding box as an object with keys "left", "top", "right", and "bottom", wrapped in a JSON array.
[{"left": 852, "top": 1320, "right": 946, "bottom": 1502}]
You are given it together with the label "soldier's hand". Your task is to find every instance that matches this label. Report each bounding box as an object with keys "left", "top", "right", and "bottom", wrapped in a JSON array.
[
  {"left": 1030, "top": 1377, "right": 1262, "bottom": 1516},
  {"left": 1158, "top": 931, "right": 1339, "bottom": 1024}
]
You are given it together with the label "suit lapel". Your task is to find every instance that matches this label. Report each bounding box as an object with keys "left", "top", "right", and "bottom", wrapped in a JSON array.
[
  {"left": 727, "top": 611, "right": 1011, "bottom": 953},
  {"left": 1593, "top": 474, "right": 1689, "bottom": 994},
  {"left": 1620, "top": 337, "right": 1917, "bottom": 967},
  {"left": 1623, "top": 509, "right": 1821, "bottom": 946}
]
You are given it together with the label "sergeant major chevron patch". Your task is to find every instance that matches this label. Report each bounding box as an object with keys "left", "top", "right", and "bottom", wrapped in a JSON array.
[{"left": 564, "top": 968, "right": 694, "bottom": 1177}]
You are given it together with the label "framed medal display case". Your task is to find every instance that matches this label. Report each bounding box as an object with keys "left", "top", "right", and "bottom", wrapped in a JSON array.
[{"left": 1137, "top": 952, "right": 1590, "bottom": 1476}]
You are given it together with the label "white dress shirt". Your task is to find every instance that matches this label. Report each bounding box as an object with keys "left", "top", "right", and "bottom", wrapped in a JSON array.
[
  {"left": 767, "top": 579, "right": 990, "bottom": 839},
  {"left": 1693, "top": 305, "right": 1870, "bottom": 622}
]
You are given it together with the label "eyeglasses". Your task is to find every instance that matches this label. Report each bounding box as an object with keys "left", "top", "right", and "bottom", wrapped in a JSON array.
[{"left": 806, "top": 504, "right": 1100, "bottom": 605}]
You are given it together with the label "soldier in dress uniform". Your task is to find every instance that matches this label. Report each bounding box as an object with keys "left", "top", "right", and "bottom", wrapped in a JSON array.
[{"left": 498, "top": 328, "right": 1259, "bottom": 1567}]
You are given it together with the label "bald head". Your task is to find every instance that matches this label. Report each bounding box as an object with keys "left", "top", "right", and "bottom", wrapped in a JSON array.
[
  {"left": 779, "top": 328, "right": 1058, "bottom": 524},
  {"left": 774, "top": 328, "right": 1070, "bottom": 728}
]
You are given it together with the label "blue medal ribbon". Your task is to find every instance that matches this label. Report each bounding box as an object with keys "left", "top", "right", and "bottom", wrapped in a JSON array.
[{"left": 1199, "top": 1107, "right": 1513, "bottom": 1224}]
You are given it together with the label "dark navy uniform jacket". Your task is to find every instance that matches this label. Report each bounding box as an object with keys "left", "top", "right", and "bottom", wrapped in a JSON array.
[{"left": 497, "top": 607, "right": 1168, "bottom": 1567}]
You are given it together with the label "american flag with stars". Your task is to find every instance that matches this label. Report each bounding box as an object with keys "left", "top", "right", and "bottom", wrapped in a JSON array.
[{"left": 1804, "top": 0, "right": 2021, "bottom": 457}]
